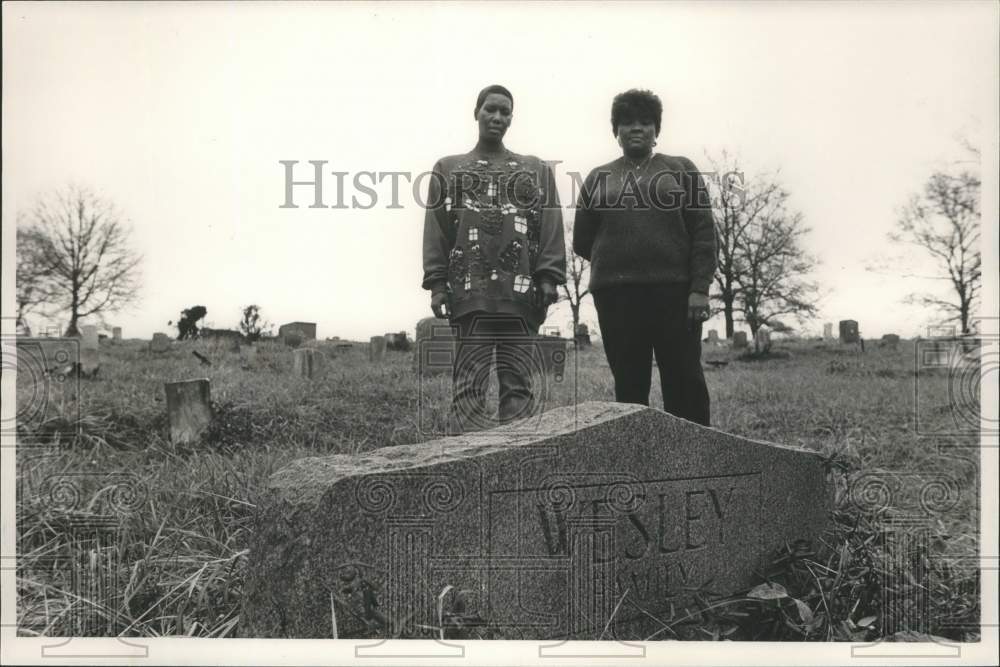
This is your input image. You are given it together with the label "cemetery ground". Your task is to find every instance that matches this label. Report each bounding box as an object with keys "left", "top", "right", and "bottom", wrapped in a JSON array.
[{"left": 14, "top": 336, "right": 981, "bottom": 641}]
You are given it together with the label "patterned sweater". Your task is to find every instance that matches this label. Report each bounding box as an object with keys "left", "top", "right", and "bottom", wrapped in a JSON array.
[
  {"left": 422, "top": 149, "right": 566, "bottom": 327},
  {"left": 572, "top": 153, "right": 718, "bottom": 295}
]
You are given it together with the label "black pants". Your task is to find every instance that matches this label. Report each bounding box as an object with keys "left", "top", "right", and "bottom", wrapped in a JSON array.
[
  {"left": 449, "top": 313, "right": 539, "bottom": 432},
  {"left": 593, "top": 284, "right": 710, "bottom": 426}
]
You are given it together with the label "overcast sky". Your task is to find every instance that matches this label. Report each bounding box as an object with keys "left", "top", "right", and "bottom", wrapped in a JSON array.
[{"left": 3, "top": 1, "right": 998, "bottom": 340}]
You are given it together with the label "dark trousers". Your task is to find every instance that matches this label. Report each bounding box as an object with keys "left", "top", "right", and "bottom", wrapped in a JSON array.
[
  {"left": 449, "top": 313, "right": 539, "bottom": 432},
  {"left": 593, "top": 284, "right": 710, "bottom": 426}
]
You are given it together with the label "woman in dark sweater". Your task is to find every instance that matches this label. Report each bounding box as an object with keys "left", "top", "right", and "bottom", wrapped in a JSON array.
[{"left": 573, "top": 89, "right": 717, "bottom": 425}]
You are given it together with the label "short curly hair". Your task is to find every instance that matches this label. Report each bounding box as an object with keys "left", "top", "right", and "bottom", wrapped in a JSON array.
[{"left": 611, "top": 89, "right": 662, "bottom": 136}]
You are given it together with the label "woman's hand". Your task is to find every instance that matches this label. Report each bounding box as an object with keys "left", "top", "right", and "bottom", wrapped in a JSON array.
[
  {"left": 431, "top": 291, "right": 450, "bottom": 319},
  {"left": 535, "top": 281, "right": 559, "bottom": 308},
  {"left": 687, "top": 292, "right": 710, "bottom": 329}
]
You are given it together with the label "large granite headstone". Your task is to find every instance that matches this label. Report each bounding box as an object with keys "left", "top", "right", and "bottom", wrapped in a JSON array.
[
  {"left": 732, "top": 331, "right": 748, "bottom": 349},
  {"left": 240, "top": 402, "right": 831, "bottom": 640},
  {"left": 414, "top": 316, "right": 456, "bottom": 376},
  {"left": 839, "top": 319, "right": 859, "bottom": 344}
]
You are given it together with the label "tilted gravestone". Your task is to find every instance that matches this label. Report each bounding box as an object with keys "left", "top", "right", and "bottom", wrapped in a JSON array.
[
  {"left": 150, "top": 332, "right": 171, "bottom": 352},
  {"left": 112, "top": 327, "right": 122, "bottom": 342},
  {"left": 414, "top": 317, "right": 456, "bottom": 376},
  {"left": 839, "top": 320, "right": 859, "bottom": 344},
  {"left": 165, "top": 379, "right": 212, "bottom": 444},
  {"left": 732, "top": 331, "right": 748, "bottom": 349},
  {"left": 368, "top": 336, "right": 387, "bottom": 363},
  {"left": 823, "top": 323, "right": 834, "bottom": 340},
  {"left": 240, "top": 401, "right": 831, "bottom": 639}
]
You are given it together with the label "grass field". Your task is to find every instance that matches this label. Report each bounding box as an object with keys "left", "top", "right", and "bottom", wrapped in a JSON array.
[{"left": 14, "top": 335, "right": 982, "bottom": 640}]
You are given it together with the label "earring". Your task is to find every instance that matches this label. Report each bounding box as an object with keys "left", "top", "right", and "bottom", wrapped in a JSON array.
[{"left": 652, "top": 140, "right": 657, "bottom": 147}]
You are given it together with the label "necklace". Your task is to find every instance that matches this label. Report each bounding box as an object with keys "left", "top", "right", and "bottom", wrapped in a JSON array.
[{"left": 622, "top": 152, "right": 655, "bottom": 185}]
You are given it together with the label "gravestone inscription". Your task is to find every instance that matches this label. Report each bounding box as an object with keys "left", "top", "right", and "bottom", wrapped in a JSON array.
[{"left": 240, "top": 401, "right": 831, "bottom": 640}]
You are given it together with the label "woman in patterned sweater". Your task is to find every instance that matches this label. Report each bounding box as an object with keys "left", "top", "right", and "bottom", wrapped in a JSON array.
[{"left": 422, "top": 85, "right": 566, "bottom": 432}]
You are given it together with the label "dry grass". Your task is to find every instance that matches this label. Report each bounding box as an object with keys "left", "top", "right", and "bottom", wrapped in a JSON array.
[{"left": 14, "top": 335, "right": 981, "bottom": 639}]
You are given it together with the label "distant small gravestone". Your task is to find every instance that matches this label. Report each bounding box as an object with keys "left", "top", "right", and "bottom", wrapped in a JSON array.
[
  {"left": 165, "top": 379, "right": 212, "bottom": 444},
  {"left": 293, "top": 348, "right": 319, "bottom": 378},
  {"left": 80, "top": 325, "right": 100, "bottom": 376},
  {"left": 279, "top": 322, "right": 317, "bottom": 345},
  {"left": 839, "top": 320, "right": 860, "bottom": 344},
  {"left": 369, "top": 336, "right": 387, "bottom": 363},
  {"left": 240, "top": 401, "right": 831, "bottom": 639},
  {"left": 240, "top": 344, "right": 258, "bottom": 368},
  {"left": 383, "top": 331, "right": 411, "bottom": 351},
  {"left": 823, "top": 323, "right": 834, "bottom": 340},
  {"left": 150, "top": 332, "right": 171, "bottom": 352},
  {"left": 414, "top": 317, "right": 456, "bottom": 376},
  {"left": 881, "top": 333, "right": 901, "bottom": 349},
  {"left": 112, "top": 327, "right": 122, "bottom": 342},
  {"left": 707, "top": 329, "right": 720, "bottom": 345},
  {"left": 732, "top": 331, "right": 748, "bottom": 349},
  {"left": 755, "top": 328, "right": 771, "bottom": 352}
]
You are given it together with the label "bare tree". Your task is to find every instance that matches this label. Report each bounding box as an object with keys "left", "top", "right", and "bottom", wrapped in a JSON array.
[
  {"left": 239, "top": 304, "right": 272, "bottom": 342},
  {"left": 15, "top": 226, "right": 49, "bottom": 328},
  {"left": 892, "top": 156, "right": 981, "bottom": 334},
  {"left": 736, "top": 209, "right": 820, "bottom": 342},
  {"left": 18, "top": 185, "right": 142, "bottom": 336},
  {"left": 705, "top": 151, "right": 791, "bottom": 338},
  {"left": 559, "top": 217, "right": 591, "bottom": 341}
]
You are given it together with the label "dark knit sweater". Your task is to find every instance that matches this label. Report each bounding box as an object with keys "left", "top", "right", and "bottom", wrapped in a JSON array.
[
  {"left": 572, "top": 153, "right": 717, "bottom": 295},
  {"left": 422, "top": 149, "right": 566, "bottom": 327}
]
